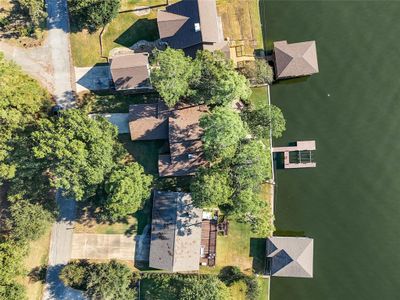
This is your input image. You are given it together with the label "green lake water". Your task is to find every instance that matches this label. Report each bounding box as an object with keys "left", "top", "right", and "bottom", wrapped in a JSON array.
[{"left": 260, "top": 1, "right": 400, "bottom": 299}]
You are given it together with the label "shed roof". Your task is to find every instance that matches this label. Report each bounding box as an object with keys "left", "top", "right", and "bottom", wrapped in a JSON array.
[
  {"left": 266, "top": 237, "right": 314, "bottom": 278},
  {"left": 157, "top": 0, "right": 225, "bottom": 51},
  {"left": 274, "top": 40, "right": 319, "bottom": 79},
  {"left": 149, "top": 191, "right": 202, "bottom": 272},
  {"left": 128, "top": 102, "right": 171, "bottom": 140},
  {"left": 110, "top": 53, "right": 150, "bottom": 90}
]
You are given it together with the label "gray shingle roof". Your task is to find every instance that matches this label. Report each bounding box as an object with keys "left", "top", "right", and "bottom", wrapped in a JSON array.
[
  {"left": 110, "top": 53, "right": 150, "bottom": 90},
  {"left": 149, "top": 191, "right": 203, "bottom": 272},
  {"left": 274, "top": 40, "right": 319, "bottom": 79},
  {"left": 266, "top": 237, "right": 314, "bottom": 278},
  {"left": 157, "top": 0, "right": 226, "bottom": 52}
]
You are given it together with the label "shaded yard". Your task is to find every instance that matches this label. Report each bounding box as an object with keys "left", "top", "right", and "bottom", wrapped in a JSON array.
[
  {"left": 250, "top": 86, "right": 269, "bottom": 108},
  {"left": 78, "top": 91, "right": 159, "bottom": 113}
]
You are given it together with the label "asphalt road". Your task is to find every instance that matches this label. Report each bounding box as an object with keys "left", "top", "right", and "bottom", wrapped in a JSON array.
[{"left": 42, "top": 0, "right": 81, "bottom": 299}]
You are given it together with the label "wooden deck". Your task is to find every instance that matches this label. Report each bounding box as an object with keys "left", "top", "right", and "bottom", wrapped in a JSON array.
[{"left": 200, "top": 220, "right": 217, "bottom": 267}]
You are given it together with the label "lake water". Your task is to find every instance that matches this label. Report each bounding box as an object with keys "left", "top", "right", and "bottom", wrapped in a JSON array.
[{"left": 260, "top": 1, "right": 400, "bottom": 299}]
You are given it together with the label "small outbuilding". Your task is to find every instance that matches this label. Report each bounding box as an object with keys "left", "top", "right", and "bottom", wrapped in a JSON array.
[
  {"left": 266, "top": 236, "right": 314, "bottom": 278},
  {"left": 109, "top": 53, "right": 150, "bottom": 91},
  {"left": 273, "top": 40, "right": 319, "bottom": 79},
  {"left": 149, "top": 191, "right": 203, "bottom": 272}
]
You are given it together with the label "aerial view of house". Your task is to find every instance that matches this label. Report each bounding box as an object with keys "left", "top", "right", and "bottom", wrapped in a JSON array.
[{"left": 1, "top": 0, "right": 398, "bottom": 300}]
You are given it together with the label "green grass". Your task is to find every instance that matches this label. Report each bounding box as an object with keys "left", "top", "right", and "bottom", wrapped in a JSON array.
[
  {"left": 78, "top": 91, "right": 159, "bottom": 113},
  {"left": 250, "top": 86, "right": 269, "bottom": 108},
  {"left": 118, "top": 134, "right": 165, "bottom": 175},
  {"left": 257, "top": 277, "right": 270, "bottom": 300},
  {"left": 215, "top": 221, "right": 266, "bottom": 275},
  {"left": 70, "top": 8, "right": 159, "bottom": 67}
]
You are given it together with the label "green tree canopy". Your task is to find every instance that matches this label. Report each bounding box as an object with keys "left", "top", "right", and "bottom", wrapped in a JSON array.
[
  {"left": 7, "top": 199, "right": 53, "bottom": 242},
  {"left": 242, "top": 103, "right": 286, "bottom": 139},
  {"left": 200, "top": 107, "right": 248, "bottom": 161},
  {"left": 104, "top": 163, "right": 153, "bottom": 221},
  {"left": 0, "top": 53, "right": 49, "bottom": 181},
  {"left": 239, "top": 59, "right": 274, "bottom": 85},
  {"left": 0, "top": 240, "right": 27, "bottom": 285},
  {"left": 68, "top": 0, "right": 121, "bottom": 32},
  {"left": 191, "top": 168, "right": 233, "bottom": 209},
  {"left": 141, "top": 274, "right": 230, "bottom": 300},
  {"left": 18, "top": 0, "right": 47, "bottom": 26},
  {"left": 230, "top": 140, "right": 270, "bottom": 190},
  {"left": 31, "top": 109, "right": 123, "bottom": 200},
  {"left": 150, "top": 48, "right": 195, "bottom": 107},
  {"left": 0, "top": 282, "right": 27, "bottom": 300},
  {"left": 191, "top": 50, "right": 252, "bottom": 106},
  {"left": 60, "top": 260, "right": 137, "bottom": 299}
]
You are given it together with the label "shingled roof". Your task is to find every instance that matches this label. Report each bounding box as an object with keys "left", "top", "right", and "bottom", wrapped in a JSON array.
[
  {"left": 273, "top": 40, "right": 319, "bottom": 79},
  {"left": 110, "top": 53, "right": 150, "bottom": 90},
  {"left": 149, "top": 191, "right": 202, "bottom": 272},
  {"left": 129, "top": 103, "right": 208, "bottom": 177},
  {"left": 266, "top": 237, "right": 314, "bottom": 278},
  {"left": 157, "top": 0, "right": 228, "bottom": 56}
]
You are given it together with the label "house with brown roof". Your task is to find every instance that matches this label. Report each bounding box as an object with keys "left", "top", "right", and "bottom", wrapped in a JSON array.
[
  {"left": 109, "top": 53, "right": 151, "bottom": 91},
  {"left": 149, "top": 191, "right": 203, "bottom": 272},
  {"left": 273, "top": 40, "right": 319, "bottom": 79},
  {"left": 266, "top": 236, "right": 314, "bottom": 278},
  {"left": 157, "top": 0, "right": 229, "bottom": 57},
  {"left": 128, "top": 103, "right": 208, "bottom": 177}
]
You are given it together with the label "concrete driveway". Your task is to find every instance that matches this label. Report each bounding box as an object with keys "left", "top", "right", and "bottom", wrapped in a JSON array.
[
  {"left": 75, "top": 66, "right": 112, "bottom": 93},
  {"left": 98, "top": 113, "right": 130, "bottom": 134},
  {"left": 71, "top": 234, "right": 135, "bottom": 260}
]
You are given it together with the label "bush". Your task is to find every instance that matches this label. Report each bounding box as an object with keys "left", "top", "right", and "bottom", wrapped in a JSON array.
[
  {"left": 240, "top": 59, "right": 274, "bottom": 85},
  {"left": 68, "top": 0, "right": 121, "bottom": 32},
  {"left": 59, "top": 261, "right": 88, "bottom": 290},
  {"left": 218, "top": 266, "right": 260, "bottom": 300}
]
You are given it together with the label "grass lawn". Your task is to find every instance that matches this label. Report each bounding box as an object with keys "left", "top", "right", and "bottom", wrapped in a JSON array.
[
  {"left": 78, "top": 91, "right": 159, "bottom": 113},
  {"left": 19, "top": 227, "right": 51, "bottom": 300},
  {"left": 250, "top": 86, "right": 269, "bottom": 108},
  {"left": 70, "top": 7, "right": 159, "bottom": 67},
  {"left": 215, "top": 221, "right": 266, "bottom": 275},
  {"left": 217, "top": 0, "right": 264, "bottom": 54},
  {"left": 258, "top": 277, "right": 270, "bottom": 300}
]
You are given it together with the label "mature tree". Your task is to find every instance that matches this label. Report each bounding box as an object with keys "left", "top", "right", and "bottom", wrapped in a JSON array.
[
  {"left": 242, "top": 103, "right": 286, "bottom": 139},
  {"left": 191, "top": 50, "right": 252, "bottom": 106},
  {"left": 191, "top": 168, "right": 233, "bottom": 209},
  {"left": 68, "top": 0, "right": 121, "bottom": 32},
  {"left": 0, "top": 53, "right": 49, "bottom": 181},
  {"left": 31, "top": 109, "right": 123, "bottom": 200},
  {"left": 0, "top": 282, "right": 27, "bottom": 300},
  {"left": 150, "top": 48, "right": 195, "bottom": 107},
  {"left": 103, "top": 163, "right": 152, "bottom": 221},
  {"left": 239, "top": 59, "right": 274, "bottom": 85},
  {"left": 0, "top": 240, "right": 27, "bottom": 285},
  {"left": 7, "top": 200, "right": 53, "bottom": 242},
  {"left": 179, "top": 275, "right": 230, "bottom": 300},
  {"left": 142, "top": 274, "right": 229, "bottom": 300},
  {"left": 200, "top": 107, "right": 248, "bottom": 161},
  {"left": 61, "top": 260, "right": 136, "bottom": 299},
  {"left": 59, "top": 261, "right": 88, "bottom": 290},
  {"left": 230, "top": 140, "right": 270, "bottom": 190},
  {"left": 18, "top": 0, "right": 47, "bottom": 26}
]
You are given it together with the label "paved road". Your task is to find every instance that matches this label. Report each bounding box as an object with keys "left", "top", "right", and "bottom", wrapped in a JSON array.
[
  {"left": 43, "top": 0, "right": 81, "bottom": 299},
  {"left": 0, "top": 41, "right": 53, "bottom": 91},
  {"left": 46, "top": 0, "right": 75, "bottom": 107},
  {"left": 43, "top": 193, "right": 84, "bottom": 300}
]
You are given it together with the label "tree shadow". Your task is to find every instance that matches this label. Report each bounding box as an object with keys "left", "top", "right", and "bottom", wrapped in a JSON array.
[
  {"left": 114, "top": 18, "right": 159, "bottom": 48},
  {"left": 250, "top": 237, "right": 266, "bottom": 274}
]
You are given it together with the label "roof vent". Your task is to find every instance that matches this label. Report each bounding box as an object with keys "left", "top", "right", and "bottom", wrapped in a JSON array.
[{"left": 194, "top": 23, "right": 201, "bottom": 32}]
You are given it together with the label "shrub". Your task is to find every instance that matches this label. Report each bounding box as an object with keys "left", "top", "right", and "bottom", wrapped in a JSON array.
[{"left": 240, "top": 59, "right": 274, "bottom": 85}]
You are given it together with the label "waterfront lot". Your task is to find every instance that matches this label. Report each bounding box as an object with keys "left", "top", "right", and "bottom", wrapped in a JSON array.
[{"left": 262, "top": 1, "right": 400, "bottom": 299}]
